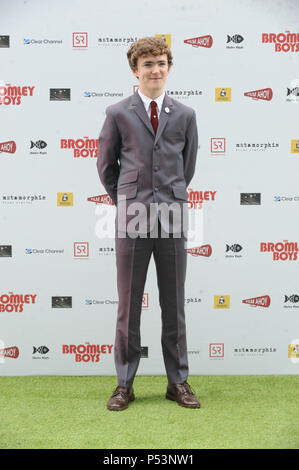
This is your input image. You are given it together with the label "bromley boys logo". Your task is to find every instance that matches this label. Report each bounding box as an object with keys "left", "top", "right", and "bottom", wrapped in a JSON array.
[
  {"left": 244, "top": 88, "right": 273, "bottom": 100},
  {"left": 184, "top": 35, "right": 213, "bottom": 48},
  {"left": 0, "top": 141, "right": 16, "bottom": 154},
  {"left": 0, "top": 84, "right": 35, "bottom": 105},
  {"left": 262, "top": 31, "right": 299, "bottom": 52},
  {"left": 0, "top": 292, "right": 37, "bottom": 312},
  {"left": 187, "top": 245, "right": 212, "bottom": 257},
  {"left": 187, "top": 189, "right": 216, "bottom": 209},
  {"left": 0, "top": 346, "right": 19, "bottom": 359},
  {"left": 62, "top": 342, "right": 113, "bottom": 363},
  {"left": 260, "top": 240, "right": 298, "bottom": 261},
  {"left": 60, "top": 137, "right": 98, "bottom": 158},
  {"left": 242, "top": 295, "right": 271, "bottom": 307},
  {"left": 87, "top": 195, "right": 115, "bottom": 206}
]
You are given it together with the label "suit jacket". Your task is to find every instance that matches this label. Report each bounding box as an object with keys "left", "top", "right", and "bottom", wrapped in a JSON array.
[{"left": 97, "top": 91, "right": 198, "bottom": 235}]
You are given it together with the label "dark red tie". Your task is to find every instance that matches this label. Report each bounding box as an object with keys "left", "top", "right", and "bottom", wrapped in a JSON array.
[{"left": 150, "top": 101, "right": 158, "bottom": 134}]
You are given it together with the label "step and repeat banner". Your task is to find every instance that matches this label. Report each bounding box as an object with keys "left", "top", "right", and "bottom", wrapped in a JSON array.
[{"left": 1, "top": 0, "right": 299, "bottom": 376}]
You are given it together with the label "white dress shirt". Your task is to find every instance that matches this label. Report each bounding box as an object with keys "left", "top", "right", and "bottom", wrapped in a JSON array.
[{"left": 138, "top": 89, "right": 165, "bottom": 119}]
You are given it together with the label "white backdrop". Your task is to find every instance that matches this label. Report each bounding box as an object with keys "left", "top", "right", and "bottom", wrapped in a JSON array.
[{"left": 1, "top": 0, "right": 299, "bottom": 376}]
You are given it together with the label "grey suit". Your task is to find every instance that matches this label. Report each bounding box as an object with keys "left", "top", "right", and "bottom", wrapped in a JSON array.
[{"left": 97, "top": 91, "right": 198, "bottom": 386}]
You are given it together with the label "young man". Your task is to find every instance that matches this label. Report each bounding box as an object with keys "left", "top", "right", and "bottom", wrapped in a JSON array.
[{"left": 97, "top": 36, "right": 200, "bottom": 410}]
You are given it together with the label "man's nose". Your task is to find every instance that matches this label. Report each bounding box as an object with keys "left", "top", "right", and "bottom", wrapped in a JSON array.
[{"left": 152, "top": 64, "right": 160, "bottom": 74}]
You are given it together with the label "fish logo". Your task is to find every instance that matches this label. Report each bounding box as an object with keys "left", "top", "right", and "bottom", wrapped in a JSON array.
[
  {"left": 24, "top": 39, "right": 30, "bottom": 44},
  {"left": 26, "top": 248, "right": 33, "bottom": 254},
  {"left": 85, "top": 299, "right": 92, "bottom": 305},
  {"left": 284, "top": 295, "right": 299, "bottom": 303},
  {"left": 226, "top": 244, "right": 242, "bottom": 253},
  {"left": 84, "top": 92, "right": 92, "bottom": 97},
  {"left": 287, "top": 87, "right": 299, "bottom": 96},
  {"left": 30, "top": 140, "right": 47, "bottom": 150},
  {"left": 33, "top": 346, "right": 49, "bottom": 355},
  {"left": 227, "top": 34, "right": 244, "bottom": 44}
]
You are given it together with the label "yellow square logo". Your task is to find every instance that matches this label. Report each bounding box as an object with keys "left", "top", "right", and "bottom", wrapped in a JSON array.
[
  {"left": 288, "top": 344, "right": 299, "bottom": 358},
  {"left": 215, "top": 88, "right": 232, "bottom": 101},
  {"left": 291, "top": 140, "right": 299, "bottom": 153},
  {"left": 155, "top": 34, "right": 171, "bottom": 48},
  {"left": 214, "top": 295, "right": 230, "bottom": 309},
  {"left": 57, "top": 192, "right": 73, "bottom": 206}
]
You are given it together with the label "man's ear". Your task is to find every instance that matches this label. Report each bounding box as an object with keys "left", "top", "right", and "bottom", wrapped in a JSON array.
[{"left": 132, "top": 68, "right": 139, "bottom": 80}]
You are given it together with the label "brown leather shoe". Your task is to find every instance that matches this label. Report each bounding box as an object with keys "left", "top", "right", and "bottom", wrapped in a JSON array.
[
  {"left": 107, "top": 386, "right": 135, "bottom": 411},
  {"left": 166, "top": 381, "right": 200, "bottom": 408}
]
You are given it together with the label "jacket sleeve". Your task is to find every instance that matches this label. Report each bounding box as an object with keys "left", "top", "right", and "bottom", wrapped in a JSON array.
[
  {"left": 182, "top": 110, "right": 198, "bottom": 187},
  {"left": 97, "top": 108, "right": 121, "bottom": 206}
]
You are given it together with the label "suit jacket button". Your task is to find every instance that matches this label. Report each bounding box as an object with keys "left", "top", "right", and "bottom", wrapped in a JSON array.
[
  {"left": 154, "top": 145, "right": 159, "bottom": 151},
  {"left": 154, "top": 187, "right": 158, "bottom": 192},
  {"left": 154, "top": 166, "right": 158, "bottom": 172}
]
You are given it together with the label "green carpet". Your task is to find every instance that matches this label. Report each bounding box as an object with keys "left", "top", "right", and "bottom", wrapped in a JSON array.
[{"left": 0, "top": 375, "right": 298, "bottom": 449}]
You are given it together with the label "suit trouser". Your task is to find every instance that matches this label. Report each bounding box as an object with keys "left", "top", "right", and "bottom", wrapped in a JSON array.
[{"left": 114, "top": 220, "right": 189, "bottom": 388}]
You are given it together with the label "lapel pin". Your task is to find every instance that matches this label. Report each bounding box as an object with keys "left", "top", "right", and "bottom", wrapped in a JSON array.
[{"left": 165, "top": 106, "right": 170, "bottom": 113}]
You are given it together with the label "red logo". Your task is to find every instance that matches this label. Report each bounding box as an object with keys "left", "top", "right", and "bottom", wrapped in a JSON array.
[
  {"left": 262, "top": 32, "right": 299, "bottom": 53},
  {"left": 187, "top": 245, "right": 212, "bottom": 257},
  {"left": 73, "top": 32, "right": 88, "bottom": 48},
  {"left": 62, "top": 343, "right": 113, "bottom": 362},
  {"left": 0, "top": 84, "right": 35, "bottom": 105},
  {"left": 187, "top": 189, "right": 216, "bottom": 207},
  {"left": 60, "top": 137, "right": 98, "bottom": 158},
  {"left": 260, "top": 241, "right": 298, "bottom": 261},
  {"left": 0, "top": 346, "right": 19, "bottom": 358},
  {"left": 211, "top": 138, "right": 226, "bottom": 154},
  {"left": 0, "top": 292, "right": 37, "bottom": 312},
  {"left": 142, "top": 293, "right": 149, "bottom": 309},
  {"left": 87, "top": 195, "right": 115, "bottom": 206},
  {"left": 244, "top": 88, "right": 273, "bottom": 100},
  {"left": 184, "top": 35, "right": 213, "bottom": 48},
  {"left": 74, "top": 242, "right": 89, "bottom": 258},
  {"left": 209, "top": 343, "right": 224, "bottom": 358},
  {"left": 242, "top": 295, "right": 271, "bottom": 307},
  {"left": 0, "top": 141, "right": 16, "bottom": 154}
]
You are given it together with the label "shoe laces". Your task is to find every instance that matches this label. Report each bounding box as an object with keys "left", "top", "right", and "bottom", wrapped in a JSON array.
[
  {"left": 112, "top": 386, "right": 129, "bottom": 399},
  {"left": 176, "top": 382, "right": 195, "bottom": 396}
]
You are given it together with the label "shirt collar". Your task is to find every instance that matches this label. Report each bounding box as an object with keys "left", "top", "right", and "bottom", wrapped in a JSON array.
[{"left": 138, "top": 89, "right": 165, "bottom": 113}]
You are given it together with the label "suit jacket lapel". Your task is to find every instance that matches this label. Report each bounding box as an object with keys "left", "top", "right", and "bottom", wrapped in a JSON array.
[
  {"left": 129, "top": 92, "right": 155, "bottom": 138},
  {"left": 154, "top": 94, "right": 173, "bottom": 144},
  {"left": 128, "top": 92, "right": 174, "bottom": 142}
]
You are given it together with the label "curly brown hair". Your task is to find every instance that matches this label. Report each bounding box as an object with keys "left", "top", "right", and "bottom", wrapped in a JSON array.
[{"left": 127, "top": 36, "right": 173, "bottom": 71}]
